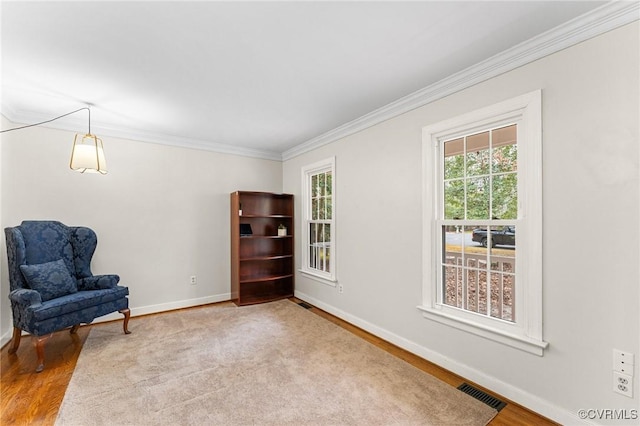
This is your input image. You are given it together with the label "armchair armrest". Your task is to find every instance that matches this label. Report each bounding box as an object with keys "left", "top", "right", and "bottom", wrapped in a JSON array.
[
  {"left": 77, "top": 274, "right": 120, "bottom": 290},
  {"left": 9, "top": 288, "right": 42, "bottom": 307}
]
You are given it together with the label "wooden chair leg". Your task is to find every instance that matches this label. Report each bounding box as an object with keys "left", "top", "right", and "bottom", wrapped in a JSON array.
[
  {"left": 34, "top": 334, "right": 52, "bottom": 373},
  {"left": 8, "top": 327, "right": 21, "bottom": 354},
  {"left": 119, "top": 308, "right": 132, "bottom": 334}
]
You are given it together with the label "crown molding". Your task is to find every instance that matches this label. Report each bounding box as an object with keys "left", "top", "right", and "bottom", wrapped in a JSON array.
[
  {"left": 1, "top": 104, "right": 283, "bottom": 161},
  {"left": 92, "top": 124, "right": 284, "bottom": 162},
  {"left": 282, "top": 0, "right": 640, "bottom": 161}
]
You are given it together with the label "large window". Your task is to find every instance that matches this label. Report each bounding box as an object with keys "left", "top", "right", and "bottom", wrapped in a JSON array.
[
  {"left": 420, "top": 91, "right": 547, "bottom": 355},
  {"left": 301, "top": 157, "right": 336, "bottom": 283},
  {"left": 442, "top": 125, "right": 517, "bottom": 322}
]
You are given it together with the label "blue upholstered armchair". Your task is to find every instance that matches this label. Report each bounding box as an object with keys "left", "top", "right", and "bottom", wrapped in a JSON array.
[{"left": 5, "top": 220, "right": 130, "bottom": 372}]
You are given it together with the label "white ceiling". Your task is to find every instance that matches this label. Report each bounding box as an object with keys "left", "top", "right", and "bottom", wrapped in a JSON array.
[{"left": 0, "top": 1, "right": 620, "bottom": 160}]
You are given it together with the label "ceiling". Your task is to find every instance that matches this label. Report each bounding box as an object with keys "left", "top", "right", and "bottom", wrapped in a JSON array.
[{"left": 0, "top": 1, "right": 614, "bottom": 160}]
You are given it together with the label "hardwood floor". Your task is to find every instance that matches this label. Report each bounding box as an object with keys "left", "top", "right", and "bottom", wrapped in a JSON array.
[
  {"left": 1, "top": 299, "right": 557, "bottom": 425},
  {"left": 1, "top": 326, "right": 90, "bottom": 425}
]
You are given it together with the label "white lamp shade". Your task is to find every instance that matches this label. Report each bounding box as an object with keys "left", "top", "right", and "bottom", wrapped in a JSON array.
[{"left": 70, "top": 134, "right": 108, "bottom": 174}]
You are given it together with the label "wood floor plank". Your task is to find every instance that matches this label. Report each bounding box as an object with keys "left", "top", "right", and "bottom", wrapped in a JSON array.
[
  {"left": 1, "top": 327, "right": 90, "bottom": 425},
  {"left": 2, "top": 299, "right": 557, "bottom": 425}
]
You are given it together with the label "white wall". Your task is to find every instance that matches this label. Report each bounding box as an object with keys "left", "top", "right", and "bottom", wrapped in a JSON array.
[
  {"left": 0, "top": 116, "right": 283, "bottom": 344},
  {"left": 284, "top": 22, "right": 639, "bottom": 424}
]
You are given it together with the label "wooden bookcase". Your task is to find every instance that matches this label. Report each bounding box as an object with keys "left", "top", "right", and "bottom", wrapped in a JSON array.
[{"left": 230, "top": 191, "right": 294, "bottom": 306}]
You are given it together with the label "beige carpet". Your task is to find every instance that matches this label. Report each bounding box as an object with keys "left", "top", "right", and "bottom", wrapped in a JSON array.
[{"left": 55, "top": 300, "right": 497, "bottom": 425}]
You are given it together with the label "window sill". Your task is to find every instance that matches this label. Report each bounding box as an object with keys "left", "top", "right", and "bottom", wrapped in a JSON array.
[
  {"left": 299, "top": 269, "right": 337, "bottom": 287},
  {"left": 417, "top": 305, "right": 548, "bottom": 356}
]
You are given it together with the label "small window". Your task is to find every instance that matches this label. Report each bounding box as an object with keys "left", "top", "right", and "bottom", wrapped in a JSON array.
[
  {"left": 301, "top": 157, "right": 336, "bottom": 283},
  {"left": 420, "top": 91, "right": 547, "bottom": 355}
]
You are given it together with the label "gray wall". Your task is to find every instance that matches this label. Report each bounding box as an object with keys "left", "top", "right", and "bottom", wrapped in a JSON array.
[{"left": 283, "top": 22, "right": 639, "bottom": 424}]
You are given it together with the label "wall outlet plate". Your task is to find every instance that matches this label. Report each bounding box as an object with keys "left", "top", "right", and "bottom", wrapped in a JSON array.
[{"left": 613, "top": 371, "right": 633, "bottom": 398}]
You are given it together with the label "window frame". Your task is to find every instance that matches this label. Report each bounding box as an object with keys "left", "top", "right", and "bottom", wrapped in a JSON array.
[
  {"left": 300, "top": 157, "right": 337, "bottom": 285},
  {"left": 419, "top": 91, "right": 547, "bottom": 355}
]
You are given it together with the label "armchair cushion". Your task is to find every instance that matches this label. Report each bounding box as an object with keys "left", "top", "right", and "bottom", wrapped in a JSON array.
[
  {"left": 31, "top": 286, "right": 129, "bottom": 322},
  {"left": 20, "top": 259, "right": 78, "bottom": 302},
  {"left": 78, "top": 274, "right": 120, "bottom": 290}
]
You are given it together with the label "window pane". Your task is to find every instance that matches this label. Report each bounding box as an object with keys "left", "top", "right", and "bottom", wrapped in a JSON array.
[
  {"left": 489, "top": 271, "right": 515, "bottom": 322},
  {"left": 326, "top": 196, "right": 332, "bottom": 220},
  {"left": 311, "top": 174, "right": 318, "bottom": 197},
  {"left": 310, "top": 223, "right": 318, "bottom": 244},
  {"left": 466, "top": 177, "right": 489, "bottom": 219},
  {"left": 502, "top": 274, "right": 515, "bottom": 322},
  {"left": 465, "top": 261, "right": 477, "bottom": 313},
  {"left": 467, "top": 149, "right": 489, "bottom": 176},
  {"left": 443, "top": 261, "right": 463, "bottom": 309},
  {"left": 466, "top": 149, "right": 490, "bottom": 177},
  {"left": 445, "top": 155, "right": 464, "bottom": 181},
  {"left": 487, "top": 226, "right": 516, "bottom": 322},
  {"left": 443, "top": 224, "right": 463, "bottom": 256},
  {"left": 492, "top": 144, "right": 517, "bottom": 174},
  {"left": 444, "top": 179, "right": 464, "bottom": 219},
  {"left": 318, "top": 198, "right": 326, "bottom": 220},
  {"left": 445, "top": 155, "right": 465, "bottom": 180},
  {"left": 444, "top": 137, "right": 464, "bottom": 157},
  {"left": 323, "top": 223, "right": 331, "bottom": 244},
  {"left": 319, "top": 173, "right": 326, "bottom": 196},
  {"left": 491, "top": 173, "right": 517, "bottom": 220},
  {"left": 326, "top": 172, "right": 332, "bottom": 195},
  {"left": 325, "top": 248, "right": 331, "bottom": 273},
  {"left": 311, "top": 198, "right": 318, "bottom": 220},
  {"left": 309, "top": 223, "right": 318, "bottom": 269},
  {"left": 466, "top": 131, "right": 490, "bottom": 177}
]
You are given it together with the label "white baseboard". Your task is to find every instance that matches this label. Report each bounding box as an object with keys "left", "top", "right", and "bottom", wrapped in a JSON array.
[
  {"left": 0, "top": 292, "right": 232, "bottom": 348},
  {"left": 93, "top": 292, "right": 232, "bottom": 323},
  {"left": 294, "top": 290, "right": 589, "bottom": 426},
  {"left": 1, "top": 329, "right": 13, "bottom": 348}
]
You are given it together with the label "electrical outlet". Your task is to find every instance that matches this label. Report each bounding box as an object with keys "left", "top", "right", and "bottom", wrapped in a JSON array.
[
  {"left": 338, "top": 284, "right": 344, "bottom": 294},
  {"left": 613, "top": 371, "right": 633, "bottom": 397},
  {"left": 190, "top": 275, "right": 197, "bottom": 285}
]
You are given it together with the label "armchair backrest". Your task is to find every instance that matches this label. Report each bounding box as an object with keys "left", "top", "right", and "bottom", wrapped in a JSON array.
[{"left": 5, "top": 221, "right": 98, "bottom": 291}]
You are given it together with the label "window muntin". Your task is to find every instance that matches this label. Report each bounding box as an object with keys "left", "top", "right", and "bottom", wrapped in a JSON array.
[{"left": 302, "top": 158, "right": 336, "bottom": 282}]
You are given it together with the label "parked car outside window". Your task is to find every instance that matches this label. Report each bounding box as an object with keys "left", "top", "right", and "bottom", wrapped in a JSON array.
[{"left": 471, "top": 226, "right": 515, "bottom": 247}]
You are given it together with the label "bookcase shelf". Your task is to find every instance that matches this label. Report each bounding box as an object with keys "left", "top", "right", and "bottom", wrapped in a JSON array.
[{"left": 230, "top": 191, "right": 294, "bottom": 306}]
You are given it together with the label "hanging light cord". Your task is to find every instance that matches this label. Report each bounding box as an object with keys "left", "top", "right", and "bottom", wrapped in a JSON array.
[{"left": 0, "top": 107, "right": 91, "bottom": 134}]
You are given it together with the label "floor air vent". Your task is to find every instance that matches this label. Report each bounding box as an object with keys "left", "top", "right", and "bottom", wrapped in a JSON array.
[
  {"left": 297, "top": 302, "right": 313, "bottom": 309},
  {"left": 457, "top": 383, "right": 507, "bottom": 412}
]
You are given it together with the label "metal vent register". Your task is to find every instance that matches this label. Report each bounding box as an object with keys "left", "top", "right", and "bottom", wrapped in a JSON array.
[
  {"left": 457, "top": 383, "right": 507, "bottom": 411},
  {"left": 297, "top": 302, "right": 313, "bottom": 309}
]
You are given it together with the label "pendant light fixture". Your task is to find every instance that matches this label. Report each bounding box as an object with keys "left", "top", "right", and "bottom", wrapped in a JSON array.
[
  {"left": 0, "top": 106, "right": 108, "bottom": 174},
  {"left": 69, "top": 108, "right": 107, "bottom": 174}
]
